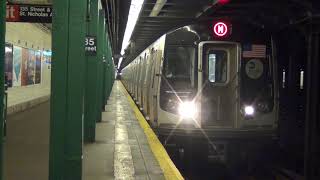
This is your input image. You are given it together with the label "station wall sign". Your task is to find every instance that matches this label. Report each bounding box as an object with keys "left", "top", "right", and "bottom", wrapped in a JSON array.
[
  {"left": 6, "top": 4, "right": 52, "bottom": 23},
  {"left": 85, "top": 36, "right": 97, "bottom": 56}
]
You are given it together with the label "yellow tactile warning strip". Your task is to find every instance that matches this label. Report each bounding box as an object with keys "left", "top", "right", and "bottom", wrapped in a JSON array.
[{"left": 119, "top": 81, "right": 184, "bottom": 180}]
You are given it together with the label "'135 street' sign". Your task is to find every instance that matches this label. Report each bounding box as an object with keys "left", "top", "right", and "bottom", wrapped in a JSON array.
[{"left": 85, "top": 36, "right": 97, "bottom": 56}]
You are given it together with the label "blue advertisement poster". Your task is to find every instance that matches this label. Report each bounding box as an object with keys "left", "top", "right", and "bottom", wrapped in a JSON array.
[
  {"left": 10, "top": 45, "right": 50, "bottom": 87},
  {"left": 13, "top": 46, "right": 22, "bottom": 87}
]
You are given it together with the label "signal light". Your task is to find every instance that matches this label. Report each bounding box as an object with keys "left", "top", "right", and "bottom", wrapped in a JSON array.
[
  {"left": 212, "top": 0, "right": 230, "bottom": 5},
  {"left": 218, "top": 0, "right": 230, "bottom": 4}
]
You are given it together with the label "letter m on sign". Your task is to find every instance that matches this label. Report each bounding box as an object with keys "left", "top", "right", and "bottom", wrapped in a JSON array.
[
  {"left": 217, "top": 25, "right": 224, "bottom": 34},
  {"left": 213, "top": 22, "right": 228, "bottom": 37}
]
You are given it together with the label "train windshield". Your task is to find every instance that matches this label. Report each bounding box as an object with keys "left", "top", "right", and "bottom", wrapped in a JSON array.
[
  {"left": 160, "top": 44, "right": 197, "bottom": 114},
  {"left": 163, "top": 45, "right": 196, "bottom": 86},
  {"left": 161, "top": 27, "right": 199, "bottom": 90},
  {"left": 208, "top": 50, "right": 228, "bottom": 83},
  {"left": 159, "top": 28, "right": 199, "bottom": 114}
]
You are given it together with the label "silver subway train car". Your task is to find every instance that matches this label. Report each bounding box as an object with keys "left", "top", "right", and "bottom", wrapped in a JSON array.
[{"left": 121, "top": 20, "right": 278, "bottom": 161}]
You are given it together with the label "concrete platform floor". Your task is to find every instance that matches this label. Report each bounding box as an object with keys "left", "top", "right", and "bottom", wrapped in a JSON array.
[
  {"left": 4, "top": 101, "right": 50, "bottom": 180},
  {"left": 83, "top": 81, "right": 165, "bottom": 180},
  {"left": 4, "top": 81, "right": 165, "bottom": 180}
]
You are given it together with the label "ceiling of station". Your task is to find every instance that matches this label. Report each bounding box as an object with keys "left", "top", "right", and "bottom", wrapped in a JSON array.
[
  {"left": 119, "top": 0, "right": 315, "bottom": 69},
  {"left": 120, "top": 0, "right": 212, "bottom": 67},
  {"left": 103, "top": 0, "right": 130, "bottom": 61},
  {"left": 6, "top": 0, "right": 316, "bottom": 68}
]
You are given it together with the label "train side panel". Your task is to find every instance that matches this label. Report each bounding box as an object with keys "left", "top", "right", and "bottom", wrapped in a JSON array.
[{"left": 121, "top": 35, "right": 166, "bottom": 125}]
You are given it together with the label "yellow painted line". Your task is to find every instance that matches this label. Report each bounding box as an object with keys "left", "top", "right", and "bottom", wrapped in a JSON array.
[{"left": 119, "top": 81, "right": 184, "bottom": 180}]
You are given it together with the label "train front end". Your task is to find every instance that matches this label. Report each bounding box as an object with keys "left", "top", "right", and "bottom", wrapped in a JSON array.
[{"left": 157, "top": 20, "right": 278, "bottom": 141}]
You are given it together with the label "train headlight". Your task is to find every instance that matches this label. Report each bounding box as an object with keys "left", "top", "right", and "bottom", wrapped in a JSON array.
[
  {"left": 178, "top": 101, "right": 197, "bottom": 119},
  {"left": 244, "top": 106, "right": 255, "bottom": 116}
]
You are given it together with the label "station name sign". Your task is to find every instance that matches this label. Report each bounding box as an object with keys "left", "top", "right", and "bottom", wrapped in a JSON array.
[
  {"left": 85, "top": 36, "right": 97, "bottom": 56},
  {"left": 6, "top": 4, "right": 52, "bottom": 23}
]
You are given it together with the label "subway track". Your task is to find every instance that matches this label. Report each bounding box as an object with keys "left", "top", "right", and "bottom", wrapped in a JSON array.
[{"left": 164, "top": 143, "right": 292, "bottom": 180}]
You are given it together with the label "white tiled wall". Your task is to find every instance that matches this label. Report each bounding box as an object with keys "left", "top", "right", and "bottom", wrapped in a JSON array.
[
  {"left": 5, "top": 22, "right": 52, "bottom": 89},
  {"left": 6, "top": 23, "right": 51, "bottom": 50},
  {"left": 5, "top": 23, "right": 52, "bottom": 112}
]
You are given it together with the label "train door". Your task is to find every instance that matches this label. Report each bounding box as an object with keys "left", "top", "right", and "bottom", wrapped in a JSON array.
[
  {"left": 131, "top": 64, "right": 135, "bottom": 94},
  {"left": 139, "top": 56, "right": 145, "bottom": 106},
  {"left": 142, "top": 53, "right": 149, "bottom": 113},
  {"left": 136, "top": 58, "right": 140, "bottom": 103},
  {"left": 133, "top": 61, "right": 137, "bottom": 98},
  {"left": 144, "top": 51, "right": 153, "bottom": 118},
  {"left": 147, "top": 50, "right": 157, "bottom": 123},
  {"left": 135, "top": 57, "right": 141, "bottom": 104},
  {"left": 198, "top": 42, "right": 240, "bottom": 128},
  {"left": 140, "top": 54, "right": 147, "bottom": 109},
  {"left": 149, "top": 50, "right": 162, "bottom": 126},
  {"left": 129, "top": 66, "right": 133, "bottom": 93}
]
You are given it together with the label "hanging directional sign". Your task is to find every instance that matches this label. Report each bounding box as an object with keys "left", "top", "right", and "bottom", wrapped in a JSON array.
[{"left": 6, "top": 4, "right": 52, "bottom": 23}]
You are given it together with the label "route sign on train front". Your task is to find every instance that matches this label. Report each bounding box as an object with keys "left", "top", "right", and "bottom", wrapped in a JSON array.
[
  {"left": 213, "top": 22, "right": 228, "bottom": 37},
  {"left": 6, "top": 4, "right": 52, "bottom": 23}
]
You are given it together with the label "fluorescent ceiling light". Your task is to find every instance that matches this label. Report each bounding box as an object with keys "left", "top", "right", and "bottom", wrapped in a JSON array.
[{"left": 118, "top": 0, "right": 145, "bottom": 69}]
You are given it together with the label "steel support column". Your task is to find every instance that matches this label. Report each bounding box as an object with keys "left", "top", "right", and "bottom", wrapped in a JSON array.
[
  {"left": 49, "top": 0, "right": 87, "bottom": 179},
  {"left": 105, "top": 33, "right": 113, "bottom": 103},
  {"left": 0, "top": 1, "right": 6, "bottom": 179},
  {"left": 102, "top": 17, "right": 107, "bottom": 109},
  {"left": 96, "top": 9, "right": 105, "bottom": 122},
  {"left": 104, "top": 30, "right": 109, "bottom": 105},
  {"left": 84, "top": 0, "right": 100, "bottom": 142}
]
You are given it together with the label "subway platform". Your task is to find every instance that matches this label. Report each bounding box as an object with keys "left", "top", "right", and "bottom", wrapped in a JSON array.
[
  {"left": 4, "top": 81, "right": 181, "bottom": 180},
  {"left": 7, "top": 84, "right": 50, "bottom": 115}
]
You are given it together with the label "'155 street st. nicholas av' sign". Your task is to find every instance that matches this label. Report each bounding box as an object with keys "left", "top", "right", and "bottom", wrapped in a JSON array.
[
  {"left": 6, "top": 4, "right": 52, "bottom": 23},
  {"left": 6, "top": 3, "right": 98, "bottom": 55}
]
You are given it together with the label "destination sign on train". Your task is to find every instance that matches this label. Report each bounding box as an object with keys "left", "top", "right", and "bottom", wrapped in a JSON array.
[
  {"left": 6, "top": 4, "right": 52, "bottom": 23},
  {"left": 213, "top": 21, "right": 229, "bottom": 37}
]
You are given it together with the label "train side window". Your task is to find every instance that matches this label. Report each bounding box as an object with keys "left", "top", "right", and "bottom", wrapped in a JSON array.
[{"left": 208, "top": 50, "right": 227, "bottom": 83}]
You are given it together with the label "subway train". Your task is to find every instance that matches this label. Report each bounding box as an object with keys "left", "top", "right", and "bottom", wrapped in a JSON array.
[{"left": 121, "top": 19, "right": 278, "bottom": 163}]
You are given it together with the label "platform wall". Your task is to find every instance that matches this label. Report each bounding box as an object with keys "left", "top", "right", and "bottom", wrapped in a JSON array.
[{"left": 5, "top": 23, "right": 52, "bottom": 89}]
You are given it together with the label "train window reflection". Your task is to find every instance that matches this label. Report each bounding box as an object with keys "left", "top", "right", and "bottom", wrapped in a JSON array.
[{"left": 208, "top": 50, "right": 227, "bottom": 83}]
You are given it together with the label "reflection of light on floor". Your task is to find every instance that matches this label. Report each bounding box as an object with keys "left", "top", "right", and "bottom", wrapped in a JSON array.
[
  {"left": 114, "top": 83, "right": 135, "bottom": 180},
  {"left": 161, "top": 77, "right": 217, "bottom": 152}
]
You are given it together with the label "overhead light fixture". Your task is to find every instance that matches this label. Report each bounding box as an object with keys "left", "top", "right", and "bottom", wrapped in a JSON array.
[
  {"left": 149, "top": 0, "right": 167, "bottom": 17},
  {"left": 118, "top": 0, "right": 145, "bottom": 69}
]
